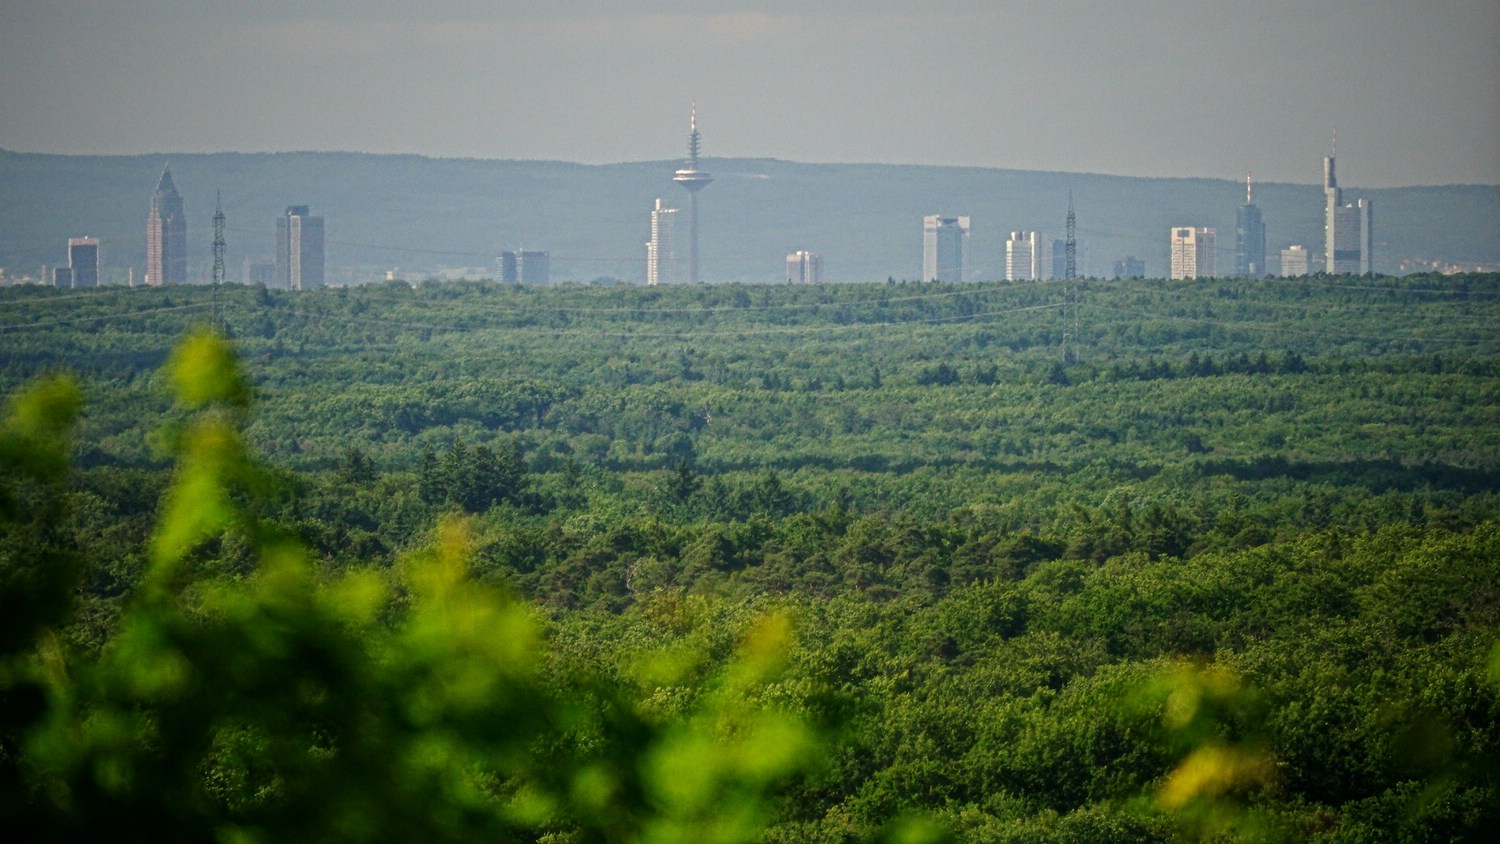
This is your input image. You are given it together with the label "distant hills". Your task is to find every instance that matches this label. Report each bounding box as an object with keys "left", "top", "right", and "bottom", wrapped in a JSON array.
[{"left": 2, "top": 148, "right": 1496, "bottom": 283}]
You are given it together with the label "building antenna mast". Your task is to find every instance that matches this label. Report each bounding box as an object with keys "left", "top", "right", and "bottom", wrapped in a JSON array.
[{"left": 212, "top": 190, "right": 226, "bottom": 330}]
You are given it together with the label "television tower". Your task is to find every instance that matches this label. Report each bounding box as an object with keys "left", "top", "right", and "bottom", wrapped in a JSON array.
[{"left": 672, "top": 103, "right": 713, "bottom": 285}]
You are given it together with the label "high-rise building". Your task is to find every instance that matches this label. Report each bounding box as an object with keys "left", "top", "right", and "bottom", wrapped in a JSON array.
[
  {"left": 923, "top": 215, "right": 970, "bottom": 282},
  {"left": 276, "top": 205, "right": 325, "bottom": 290},
  {"left": 146, "top": 165, "right": 186, "bottom": 286},
  {"left": 1113, "top": 256, "right": 1146, "bottom": 279},
  {"left": 68, "top": 237, "right": 99, "bottom": 288},
  {"left": 497, "top": 252, "right": 518, "bottom": 283},
  {"left": 1051, "top": 238, "right": 1068, "bottom": 280},
  {"left": 53, "top": 267, "right": 73, "bottom": 287},
  {"left": 1323, "top": 139, "right": 1373, "bottom": 274},
  {"left": 646, "top": 198, "right": 678, "bottom": 286},
  {"left": 1281, "top": 245, "right": 1310, "bottom": 277},
  {"left": 672, "top": 104, "right": 713, "bottom": 285},
  {"left": 244, "top": 259, "right": 276, "bottom": 286},
  {"left": 1169, "top": 227, "right": 1216, "bottom": 279},
  {"left": 517, "top": 251, "right": 550, "bottom": 285},
  {"left": 786, "top": 251, "right": 823, "bottom": 284},
  {"left": 1235, "top": 174, "right": 1266, "bottom": 277},
  {"left": 1004, "top": 231, "right": 1050, "bottom": 281}
]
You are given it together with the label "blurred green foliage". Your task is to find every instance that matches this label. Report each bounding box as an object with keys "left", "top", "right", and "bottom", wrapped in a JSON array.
[{"left": 2, "top": 332, "right": 859, "bottom": 843}]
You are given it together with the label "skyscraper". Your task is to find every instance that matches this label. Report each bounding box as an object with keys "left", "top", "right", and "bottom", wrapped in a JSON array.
[
  {"left": 497, "top": 252, "right": 518, "bottom": 283},
  {"left": 68, "top": 237, "right": 99, "bottom": 288},
  {"left": 1004, "top": 231, "right": 1050, "bottom": 281},
  {"left": 1113, "top": 256, "right": 1146, "bottom": 279},
  {"left": 1281, "top": 245, "right": 1310, "bottom": 277},
  {"left": 923, "top": 216, "right": 970, "bottom": 282},
  {"left": 516, "top": 251, "right": 550, "bottom": 285},
  {"left": 1170, "top": 227, "right": 1216, "bottom": 279},
  {"left": 1235, "top": 174, "right": 1266, "bottom": 277},
  {"left": 1324, "top": 138, "right": 1373, "bottom": 274},
  {"left": 646, "top": 198, "right": 678, "bottom": 286},
  {"left": 786, "top": 251, "right": 823, "bottom": 284},
  {"left": 672, "top": 104, "right": 713, "bottom": 285},
  {"left": 146, "top": 165, "right": 186, "bottom": 286},
  {"left": 245, "top": 259, "right": 276, "bottom": 286},
  {"left": 276, "top": 205, "right": 325, "bottom": 290}
]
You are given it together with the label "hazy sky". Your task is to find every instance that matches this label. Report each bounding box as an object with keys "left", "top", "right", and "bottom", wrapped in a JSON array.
[{"left": 3, "top": 1, "right": 1497, "bottom": 186}]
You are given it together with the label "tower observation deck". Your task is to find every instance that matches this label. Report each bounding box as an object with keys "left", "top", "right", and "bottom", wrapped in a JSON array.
[{"left": 673, "top": 103, "right": 713, "bottom": 285}]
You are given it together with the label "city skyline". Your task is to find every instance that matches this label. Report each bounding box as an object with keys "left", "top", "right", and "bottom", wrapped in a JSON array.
[
  {"left": 1, "top": 3, "right": 1496, "bottom": 188},
  {"left": 4, "top": 137, "right": 1492, "bottom": 287}
]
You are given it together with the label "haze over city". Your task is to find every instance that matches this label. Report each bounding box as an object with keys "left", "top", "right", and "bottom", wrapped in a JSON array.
[{"left": 3, "top": 1, "right": 1498, "bottom": 187}]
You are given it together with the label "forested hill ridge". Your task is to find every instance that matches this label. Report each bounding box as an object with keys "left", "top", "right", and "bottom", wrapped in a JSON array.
[
  {"left": 2, "top": 275, "right": 1498, "bottom": 840},
  {"left": 3, "top": 147, "right": 1498, "bottom": 283}
]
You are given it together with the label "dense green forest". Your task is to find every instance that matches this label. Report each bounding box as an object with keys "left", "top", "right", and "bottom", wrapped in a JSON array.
[{"left": 3, "top": 274, "right": 1499, "bottom": 841}]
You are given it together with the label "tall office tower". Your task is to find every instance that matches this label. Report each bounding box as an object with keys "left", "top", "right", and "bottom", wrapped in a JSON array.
[
  {"left": 1004, "top": 231, "right": 1050, "bottom": 281},
  {"left": 146, "top": 165, "right": 187, "bottom": 286},
  {"left": 1235, "top": 174, "right": 1266, "bottom": 277},
  {"left": 786, "top": 251, "right": 823, "bottom": 284},
  {"left": 1051, "top": 239, "right": 1068, "bottom": 280},
  {"left": 67, "top": 237, "right": 100, "bottom": 288},
  {"left": 517, "top": 251, "right": 550, "bottom": 285},
  {"left": 646, "top": 198, "right": 678, "bottom": 286},
  {"left": 923, "top": 215, "right": 970, "bottom": 282},
  {"left": 276, "top": 206, "right": 325, "bottom": 290},
  {"left": 1323, "top": 138, "right": 1373, "bottom": 274},
  {"left": 672, "top": 103, "right": 713, "bottom": 285},
  {"left": 1281, "top": 245, "right": 1310, "bottom": 277},
  {"left": 1169, "top": 227, "right": 1217, "bottom": 279},
  {"left": 497, "top": 251, "right": 518, "bottom": 283},
  {"left": 1113, "top": 256, "right": 1146, "bottom": 279},
  {"left": 245, "top": 259, "right": 276, "bottom": 286}
]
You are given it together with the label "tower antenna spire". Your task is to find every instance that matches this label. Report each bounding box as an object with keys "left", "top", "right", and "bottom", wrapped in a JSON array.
[
  {"left": 1246, "top": 171, "right": 1253, "bottom": 205},
  {"left": 687, "top": 101, "right": 702, "bottom": 168}
]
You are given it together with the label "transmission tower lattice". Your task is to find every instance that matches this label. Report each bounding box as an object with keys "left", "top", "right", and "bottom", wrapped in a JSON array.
[
  {"left": 1063, "top": 192, "right": 1079, "bottom": 363},
  {"left": 212, "top": 190, "right": 225, "bottom": 330}
]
